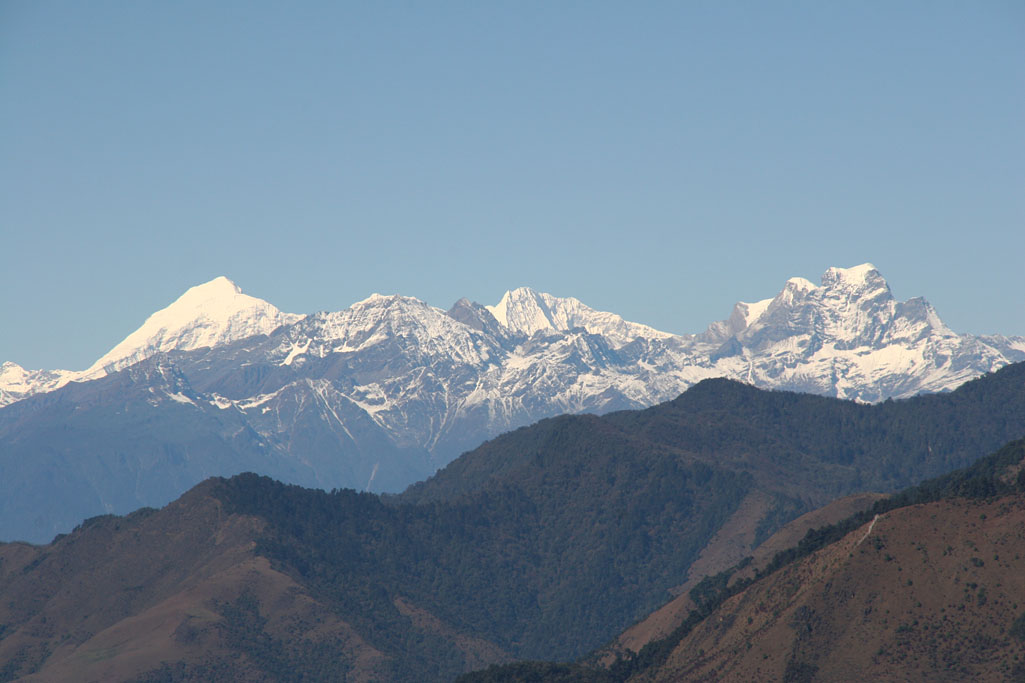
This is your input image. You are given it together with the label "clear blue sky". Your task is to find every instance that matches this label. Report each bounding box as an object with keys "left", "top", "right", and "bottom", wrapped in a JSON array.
[{"left": 2, "top": 1, "right": 1023, "bottom": 371}]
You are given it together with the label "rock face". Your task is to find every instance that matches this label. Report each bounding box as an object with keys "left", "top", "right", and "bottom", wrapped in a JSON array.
[{"left": 1, "top": 265, "right": 1023, "bottom": 542}]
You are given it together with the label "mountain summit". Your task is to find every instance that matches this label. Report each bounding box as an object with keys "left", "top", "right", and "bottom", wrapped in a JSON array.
[
  {"left": 0, "top": 278, "right": 299, "bottom": 405},
  {"left": 83, "top": 276, "right": 301, "bottom": 378},
  {"left": 698, "top": 263, "right": 992, "bottom": 399},
  {"left": 486, "top": 286, "right": 672, "bottom": 346}
]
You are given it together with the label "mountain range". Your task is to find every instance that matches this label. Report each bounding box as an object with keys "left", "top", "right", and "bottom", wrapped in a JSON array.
[
  {"left": 1, "top": 368, "right": 1024, "bottom": 681},
  {"left": 1, "top": 264, "right": 1023, "bottom": 543}
]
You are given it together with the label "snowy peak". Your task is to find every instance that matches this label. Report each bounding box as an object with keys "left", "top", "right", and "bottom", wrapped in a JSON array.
[
  {"left": 84, "top": 277, "right": 300, "bottom": 377},
  {"left": 188, "top": 275, "right": 242, "bottom": 297},
  {"left": 487, "top": 287, "right": 559, "bottom": 336},
  {"left": 487, "top": 287, "right": 672, "bottom": 347},
  {"left": 0, "top": 362, "right": 78, "bottom": 406},
  {"left": 284, "top": 292, "right": 499, "bottom": 367},
  {"left": 818, "top": 263, "right": 892, "bottom": 304},
  {"left": 784, "top": 276, "right": 817, "bottom": 293},
  {"left": 712, "top": 263, "right": 962, "bottom": 361},
  {"left": 703, "top": 264, "right": 945, "bottom": 350},
  {"left": 0, "top": 361, "right": 28, "bottom": 386},
  {"left": 822, "top": 262, "right": 882, "bottom": 288},
  {"left": 771, "top": 277, "right": 818, "bottom": 309},
  {"left": 740, "top": 299, "right": 773, "bottom": 327},
  {"left": 446, "top": 298, "right": 509, "bottom": 339},
  {"left": 700, "top": 299, "right": 770, "bottom": 344},
  {"left": 172, "top": 276, "right": 248, "bottom": 307},
  {"left": 687, "top": 262, "right": 1024, "bottom": 401},
  {"left": 333, "top": 292, "right": 444, "bottom": 330}
]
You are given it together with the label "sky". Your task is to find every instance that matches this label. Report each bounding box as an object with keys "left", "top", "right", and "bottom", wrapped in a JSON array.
[{"left": 2, "top": 1, "right": 1023, "bottom": 371}]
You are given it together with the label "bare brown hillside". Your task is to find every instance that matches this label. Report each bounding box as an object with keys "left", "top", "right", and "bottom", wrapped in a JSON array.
[
  {"left": 0, "top": 481, "right": 507, "bottom": 682},
  {"left": 607, "top": 491, "right": 885, "bottom": 659},
  {"left": 634, "top": 494, "right": 1025, "bottom": 682}
]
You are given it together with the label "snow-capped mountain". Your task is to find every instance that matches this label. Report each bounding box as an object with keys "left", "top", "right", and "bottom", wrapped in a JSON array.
[
  {"left": 84, "top": 275, "right": 302, "bottom": 378},
  {"left": 0, "top": 362, "right": 79, "bottom": 407},
  {"left": 4, "top": 263, "right": 1023, "bottom": 413},
  {"left": 486, "top": 286, "right": 674, "bottom": 346},
  {"left": 0, "top": 277, "right": 298, "bottom": 406},
  {"left": 696, "top": 264, "right": 1024, "bottom": 401},
  {"left": 1, "top": 264, "right": 1023, "bottom": 542}
]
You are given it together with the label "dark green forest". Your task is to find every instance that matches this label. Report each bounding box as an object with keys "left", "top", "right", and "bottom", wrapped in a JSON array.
[{"left": 216, "top": 446, "right": 749, "bottom": 679}]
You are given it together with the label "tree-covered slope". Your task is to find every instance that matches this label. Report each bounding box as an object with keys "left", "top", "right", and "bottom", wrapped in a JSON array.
[{"left": 214, "top": 446, "right": 751, "bottom": 672}]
